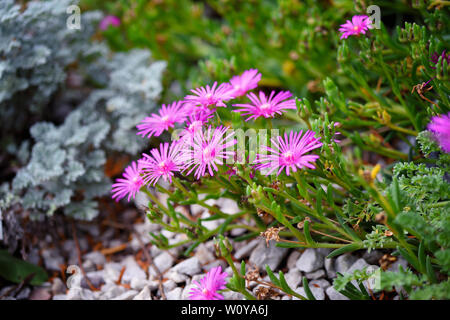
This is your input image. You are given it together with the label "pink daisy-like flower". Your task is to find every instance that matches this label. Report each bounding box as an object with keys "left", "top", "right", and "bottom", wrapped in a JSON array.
[
  {"left": 181, "top": 126, "right": 237, "bottom": 179},
  {"left": 228, "top": 69, "right": 262, "bottom": 97},
  {"left": 99, "top": 15, "right": 121, "bottom": 31},
  {"left": 111, "top": 161, "right": 144, "bottom": 202},
  {"left": 339, "top": 15, "right": 372, "bottom": 39},
  {"left": 254, "top": 130, "right": 323, "bottom": 176},
  {"left": 184, "top": 82, "right": 234, "bottom": 109},
  {"left": 233, "top": 91, "right": 296, "bottom": 121},
  {"left": 137, "top": 101, "right": 187, "bottom": 139},
  {"left": 428, "top": 112, "right": 450, "bottom": 153},
  {"left": 138, "top": 142, "right": 184, "bottom": 186},
  {"left": 180, "top": 111, "right": 214, "bottom": 140},
  {"left": 188, "top": 266, "right": 228, "bottom": 300}
]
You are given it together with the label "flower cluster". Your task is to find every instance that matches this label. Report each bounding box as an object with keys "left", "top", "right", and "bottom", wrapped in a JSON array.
[
  {"left": 111, "top": 69, "right": 325, "bottom": 202},
  {"left": 188, "top": 266, "right": 228, "bottom": 300}
]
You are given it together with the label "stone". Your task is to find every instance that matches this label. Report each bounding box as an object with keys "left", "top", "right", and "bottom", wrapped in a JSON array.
[
  {"left": 195, "top": 244, "right": 215, "bottom": 264},
  {"left": 29, "top": 287, "right": 52, "bottom": 300},
  {"left": 326, "top": 286, "right": 349, "bottom": 300},
  {"left": 133, "top": 286, "right": 152, "bottom": 300},
  {"left": 166, "top": 270, "right": 189, "bottom": 284},
  {"left": 181, "top": 284, "right": 197, "bottom": 300},
  {"left": 202, "top": 260, "right": 227, "bottom": 272},
  {"left": 347, "top": 258, "right": 369, "bottom": 274},
  {"left": 310, "top": 279, "right": 331, "bottom": 290},
  {"left": 82, "top": 270, "right": 105, "bottom": 289},
  {"left": 284, "top": 269, "right": 302, "bottom": 289},
  {"left": 387, "top": 257, "right": 408, "bottom": 272},
  {"left": 112, "top": 290, "right": 139, "bottom": 300},
  {"left": 166, "top": 287, "right": 182, "bottom": 300},
  {"left": 324, "top": 258, "right": 336, "bottom": 279},
  {"left": 217, "top": 198, "right": 240, "bottom": 214},
  {"left": 222, "top": 291, "right": 245, "bottom": 300},
  {"left": 293, "top": 286, "right": 325, "bottom": 300},
  {"left": 51, "top": 278, "right": 66, "bottom": 295},
  {"left": 234, "top": 239, "right": 260, "bottom": 260},
  {"left": 41, "top": 248, "right": 65, "bottom": 271},
  {"left": 153, "top": 251, "right": 175, "bottom": 273},
  {"left": 305, "top": 269, "right": 326, "bottom": 280},
  {"left": 172, "top": 257, "right": 201, "bottom": 276},
  {"left": 121, "top": 256, "right": 147, "bottom": 282},
  {"left": 295, "top": 249, "right": 323, "bottom": 273},
  {"left": 286, "top": 250, "right": 301, "bottom": 270},
  {"left": 334, "top": 253, "right": 358, "bottom": 274},
  {"left": 84, "top": 251, "right": 106, "bottom": 266},
  {"left": 362, "top": 250, "right": 384, "bottom": 265},
  {"left": 281, "top": 295, "right": 292, "bottom": 300},
  {"left": 130, "top": 278, "right": 158, "bottom": 291},
  {"left": 162, "top": 280, "right": 177, "bottom": 292},
  {"left": 249, "top": 240, "right": 288, "bottom": 271},
  {"left": 101, "top": 284, "right": 126, "bottom": 299}
]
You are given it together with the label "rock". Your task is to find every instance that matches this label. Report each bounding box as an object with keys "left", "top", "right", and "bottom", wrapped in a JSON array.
[
  {"left": 121, "top": 256, "right": 147, "bottom": 282},
  {"left": 293, "top": 286, "right": 325, "bottom": 300},
  {"left": 217, "top": 198, "right": 240, "bottom": 214},
  {"left": 295, "top": 248, "right": 323, "bottom": 273},
  {"left": 41, "top": 248, "right": 65, "bottom": 271},
  {"left": 163, "top": 280, "right": 177, "bottom": 292},
  {"left": 287, "top": 250, "right": 301, "bottom": 270},
  {"left": 203, "top": 260, "right": 227, "bottom": 272},
  {"left": 347, "top": 258, "right": 369, "bottom": 274},
  {"left": 153, "top": 252, "right": 175, "bottom": 273},
  {"left": 172, "top": 257, "right": 201, "bottom": 276},
  {"left": 150, "top": 245, "right": 163, "bottom": 258},
  {"left": 190, "top": 204, "right": 204, "bottom": 216},
  {"left": 324, "top": 258, "right": 336, "bottom": 279},
  {"left": 84, "top": 251, "right": 106, "bottom": 266},
  {"left": 15, "top": 287, "right": 31, "bottom": 300},
  {"left": 195, "top": 244, "right": 215, "bottom": 264},
  {"left": 222, "top": 291, "right": 245, "bottom": 300},
  {"left": 100, "top": 284, "right": 126, "bottom": 299},
  {"left": 305, "top": 269, "right": 326, "bottom": 280},
  {"left": 234, "top": 239, "right": 260, "bottom": 260},
  {"left": 281, "top": 295, "right": 292, "bottom": 300},
  {"left": 51, "top": 278, "right": 66, "bottom": 295},
  {"left": 82, "top": 270, "right": 105, "bottom": 289},
  {"left": 166, "top": 270, "right": 189, "bottom": 284},
  {"left": 166, "top": 287, "right": 182, "bottom": 300},
  {"left": 29, "top": 287, "right": 52, "bottom": 300},
  {"left": 52, "top": 294, "right": 68, "bottom": 300},
  {"left": 112, "top": 290, "right": 139, "bottom": 300},
  {"left": 284, "top": 269, "right": 302, "bottom": 289},
  {"left": 310, "top": 279, "right": 331, "bottom": 290},
  {"left": 130, "top": 278, "right": 158, "bottom": 291},
  {"left": 362, "top": 250, "right": 384, "bottom": 265},
  {"left": 133, "top": 286, "right": 152, "bottom": 300},
  {"left": 335, "top": 253, "right": 358, "bottom": 274},
  {"left": 249, "top": 240, "right": 288, "bottom": 271},
  {"left": 182, "top": 284, "right": 197, "bottom": 300},
  {"left": 387, "top": 257, "right": 408, "bottom": 272},
  {"left": 326, "top": 286, "right": 349, "bottom": 300}
]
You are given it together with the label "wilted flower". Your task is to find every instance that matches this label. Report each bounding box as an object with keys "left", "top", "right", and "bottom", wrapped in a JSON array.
[
  {"left": 339, "top": 15, "right": 372, "bottom": 39},
  {"left": 138, "top": 142, "right": 184, "bottom": 186},
  {"left": 428, "top": 112, "right": 450, "bottom": 153},
  {"left": 233, "top": 91, "right": 296, "bottom": 121},
  {"left": 188, "top": 266, "right": 228, "bottom": 300},
  {"left": 184, "top": 82, "right": 234, "bottom": 108},
  {"left": 254, "top": 130, "right": 323, "bottom": 176},
  {"left": 228, "top": 69, "right": 262, "bottom": 97},
  {"left": 181, "top": 126, "right": 236, "bottom": 179},
  {"left": 430, "top": 50, "right": 450, "bottom": 69},
  {"left": 111, "top": 161, "right": 143, "bottom": 202},
  {"left": 137, "top": 101, "right": 186, "bottom": 139},
  {"left": 99, "top": 15, "right": 121, "bottom": 30}
]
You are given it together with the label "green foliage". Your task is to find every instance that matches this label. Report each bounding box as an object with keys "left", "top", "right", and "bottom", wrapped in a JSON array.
[{"left": 0, "top": 250, "right": 47, "bottom": 286}]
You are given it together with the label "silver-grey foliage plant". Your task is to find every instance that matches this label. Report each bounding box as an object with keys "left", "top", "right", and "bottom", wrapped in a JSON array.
[{"left": 0, "top": 0, "right": 166, "bottom": 221}]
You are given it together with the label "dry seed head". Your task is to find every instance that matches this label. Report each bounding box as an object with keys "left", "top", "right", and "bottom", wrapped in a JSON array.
[{"left": 260, "top": 227, "right": 284, "bottom": 247}]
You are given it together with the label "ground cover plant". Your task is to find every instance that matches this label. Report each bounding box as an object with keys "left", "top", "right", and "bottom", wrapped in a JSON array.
[{"left": 0, "top": 0, "right": 449, "bottom": 301}]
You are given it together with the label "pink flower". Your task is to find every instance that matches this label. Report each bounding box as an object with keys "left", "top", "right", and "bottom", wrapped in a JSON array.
[
  {"left": 137, "top": 101, "right": 187, "bottom": 139},
  {"left": 181, "top": 126, "right": 237, "bottom": 179},
  {"left": 428, "top": 112, "right": 450, "bottom": 153},
  {"left": 111, "top": 161, "right": 144, "bottom": 202},
  {"left": 180, "top": 111, "right": 214, "bottom": 140},
  {"left": 138, "top": 142, "right": 184, "bottom": 186},
  {"left": 188, "top": 266, "right": 228, "bottom": 300},
  {"left": 233, "top": 91, "right": 296, "bottom": 121},
  {"left": 184, "top": 82, "right": 234, "bottom": 109},
  {"left": 228, "top": 69, "right": 262, "bottom": 97},
  {"left": 339, "top": 15, "right": 372, "bottom": 39},
  {"left": 254, "top": 130, "right": 323, "bottom": 176},
  {"left": 99, "top": 15, "right": 121, "bottom": 31},
  {"left": 430, "top": 50, "right": 450, "bottom": 69}
]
